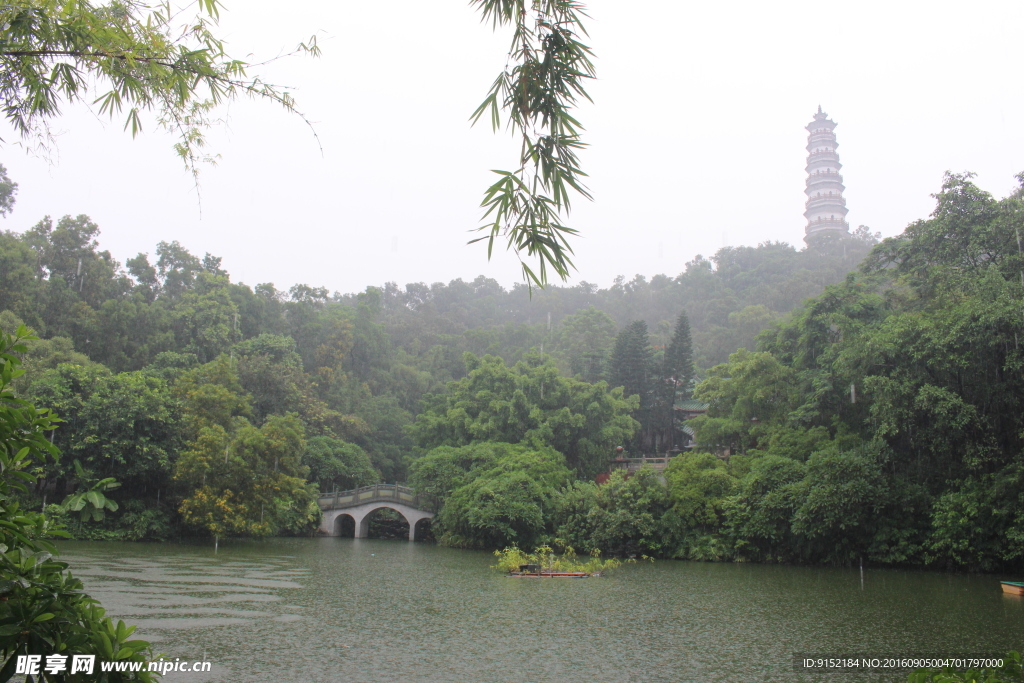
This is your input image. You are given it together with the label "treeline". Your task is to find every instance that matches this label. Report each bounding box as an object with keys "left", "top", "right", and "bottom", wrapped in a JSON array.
[
  {"left": 365, "top": 228, "right": 878, "bottom": 370},
  {"left": 0, "top": 210, "right": 878, "bottom": 378},
  {"left": 0, "top": 162, "right": 881, "bottom": 547},
  {"left": 411, "top": 173, "right": 1024, "bottom": 573}
]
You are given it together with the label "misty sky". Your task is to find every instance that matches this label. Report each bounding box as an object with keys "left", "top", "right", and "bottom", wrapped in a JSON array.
[{"left": 3, "top": 0, "right": 1023, "bottom": 295}]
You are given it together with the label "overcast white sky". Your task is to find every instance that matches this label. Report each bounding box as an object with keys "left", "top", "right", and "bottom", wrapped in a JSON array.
[{"left": 3, "top": 0, "right": 1024, "bottom": 295}]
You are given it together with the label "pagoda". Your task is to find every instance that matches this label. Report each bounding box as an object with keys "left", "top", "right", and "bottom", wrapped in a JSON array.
[{"left": 803, "top": 106, "right": 849, "bottom": 241}]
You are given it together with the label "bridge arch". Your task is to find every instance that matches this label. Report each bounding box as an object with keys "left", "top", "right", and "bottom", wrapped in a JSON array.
[
  {"left": 412, "top": 516, "right": 433, "bottom": 541},
  {"left": 331, "top": 511, "right": 356, "bottom": 537}
]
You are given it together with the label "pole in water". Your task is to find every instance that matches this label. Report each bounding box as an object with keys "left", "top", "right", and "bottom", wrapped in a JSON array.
[
  {"left": 859, "top": 558, "right": 864, "bottom": 589},
  {"left": 214, "top": 536, "right": 219, "bottom": 553}
]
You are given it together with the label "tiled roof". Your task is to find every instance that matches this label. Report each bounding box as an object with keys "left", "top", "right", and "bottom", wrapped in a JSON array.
[{"left": 675, "top": 399, "right": 709, "bottom": 412}]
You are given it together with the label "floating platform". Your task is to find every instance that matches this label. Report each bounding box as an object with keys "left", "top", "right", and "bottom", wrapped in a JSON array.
[{"left": 507, "top": 571, "right": 601, "bottom": 578}]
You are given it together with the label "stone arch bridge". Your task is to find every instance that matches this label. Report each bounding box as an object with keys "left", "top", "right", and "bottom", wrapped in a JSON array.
[{"left": 318, "top": 485, "right": 435, "bottom": 541}]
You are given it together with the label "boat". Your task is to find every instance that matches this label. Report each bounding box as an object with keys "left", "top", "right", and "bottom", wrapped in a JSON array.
[
  {"left": 507, "top": 564, "right": 602, "bottom": 578},
  {"left": 1000, "top": 581, "right": 1024, "bottom": 596}
]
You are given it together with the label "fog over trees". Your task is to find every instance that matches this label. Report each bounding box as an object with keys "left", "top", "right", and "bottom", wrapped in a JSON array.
[
  {"left": 8, "top": 165, "right": 1024, "bottom": 576},
  {"left": 6, "top": 3, "right": 1024, "bottom": 681}
]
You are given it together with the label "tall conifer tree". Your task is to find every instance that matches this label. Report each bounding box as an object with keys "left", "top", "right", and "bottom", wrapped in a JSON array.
[
  {"left": 660, "top": 310, "right": 695, "bottom": 449},
  {"left": 608, "top": 320, "right": 655, "bottom": 452}
]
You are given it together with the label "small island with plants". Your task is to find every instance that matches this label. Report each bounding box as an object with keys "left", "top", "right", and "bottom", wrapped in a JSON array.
[{"left": 492, "top": 545, "right": 630, "bottom": 578}]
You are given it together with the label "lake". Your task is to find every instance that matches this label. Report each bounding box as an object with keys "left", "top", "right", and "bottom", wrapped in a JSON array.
[{"left": 58, "top": 538, "right": 1024, "bottom": 682}]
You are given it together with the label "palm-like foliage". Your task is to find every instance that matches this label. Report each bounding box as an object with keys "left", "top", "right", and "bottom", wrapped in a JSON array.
[{"left": 61, "top": 461, "right": 120, "bottom": 523}]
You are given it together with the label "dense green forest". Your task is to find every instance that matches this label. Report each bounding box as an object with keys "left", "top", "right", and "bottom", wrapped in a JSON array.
[{"left": 7, "top": 166, "right": 1022, "bottom": 573}]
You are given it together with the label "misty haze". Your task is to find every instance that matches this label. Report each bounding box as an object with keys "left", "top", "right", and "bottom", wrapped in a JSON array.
[{"left": 0, "top": 1, "right": 1021, "bottom": 682}]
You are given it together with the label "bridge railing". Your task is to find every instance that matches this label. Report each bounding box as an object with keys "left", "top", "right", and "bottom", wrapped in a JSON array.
[
  {"left": 610, "top": 456, "right": 672, "bottom": 473},
  {"left": 317, "top": 484, "right": 436, "bottom": 513}
]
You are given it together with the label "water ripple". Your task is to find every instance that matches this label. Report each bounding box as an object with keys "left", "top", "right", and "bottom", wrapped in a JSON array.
[{"left": 57, "top": 539, "right": 1024, "bottom": 683}]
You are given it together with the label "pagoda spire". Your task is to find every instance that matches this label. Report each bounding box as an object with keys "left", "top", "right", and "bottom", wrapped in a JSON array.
[{"left": 803, "top": 107, "right": 849, "bottom": 241}]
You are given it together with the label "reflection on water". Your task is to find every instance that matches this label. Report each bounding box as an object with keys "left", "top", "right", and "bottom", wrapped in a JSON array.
[{"left": 58, "top": 539, "right": 1024, "bottom": 683}]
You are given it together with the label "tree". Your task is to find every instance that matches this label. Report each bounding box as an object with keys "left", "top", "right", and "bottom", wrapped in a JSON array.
[
  {"left": 176, "top": 414, "right": 318, "bottom": 540},
  {"left": 20, "top": 215, "right": 126, "bottom": 342},
  {"left": 724, "top": 455, "right": 806, "bottom": 563},
  {"left": 408, "top": 443, "right": 504, "bottom": 507},
  {"left": 556, "top": 306, "right": 615, "bottom": 383},
  {"left": 171, "top": 272, "right": 240, "bottom": 363},
  {"left": 689, "top": 349, "right": 798, "bottom": 455},
  {"left": 232, "top": 334, "right": 306, "bottom": 423},
  {"left": 470, "top": 0, "right": 595, "bottom": 286},
  {"left": 0, "top": 0, "right": 318, "bottom": 175},
  {"left": 302, "top": 436, "right": 378, "bottom": 492},
  {"left": 790, "top": 447, "right": 890, "bottom": 565},
  {"left": 172, "top": 354, "right": 252, "bottom": 439},
  {"left": 665, "top": 453, "right": 739, "bottom": 549},
  {"left": 608, "top": 320, "right": 656, "bottom": 451},
  {"left": 608, "top": 321, "right": 652, "bottom": 399},
  {"left": 0, "top": 324, "right": 156, "bottom": 680},
  {"left": 421, "top": 442, "right": 573, "bottom": 549},
  {"left": 0, "top": 233, "right": 40, "bottom": 326},
  {"left": 659, "top": 310, "right": 695, "bottom": 449},
  {"left": 346, "top": 394, "right": 414, "bottom": 483},
  {"left": 154, "top": 241, "right": 202, "bottom": 301},
  {"left": 0, "top": 311, "right": 95, "bottom": 392},
  {"left": 554, "top": 468, "right": 674, "bottom": 557},
  {"left": 925, "top": 465, "right": 1024, "bottom": 572},
  {"left": 412, "top": 352, "right": 638, "bottom": 478},
  {"left": 0, "top": 163, "right": 17, "bottom": 216},
  {"left": 28, "top": 364, "right": 182, "bottom": 499},
  {"left": 125, "top": 253, "right": 159, "bottom": 303}
]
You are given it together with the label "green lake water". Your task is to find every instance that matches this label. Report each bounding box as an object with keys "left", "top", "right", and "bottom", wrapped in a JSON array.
[{"left": 57, "top": 538, "right": 1024, "bottom": 683}]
